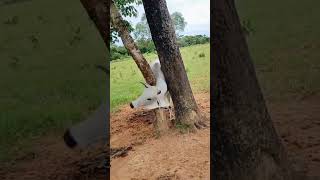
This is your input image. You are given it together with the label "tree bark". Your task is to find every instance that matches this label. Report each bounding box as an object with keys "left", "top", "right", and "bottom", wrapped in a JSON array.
[
  {"left": 212, "top": 0, "right": 294, "bottom": 179},
  {"left": 110, "top": 1, "right": 156, "bottom": 85},
  {"left": 142, "top": 0, "right": 206, "bottom": 129},
  {"left": 80, "top": 0, "right": 110, "bottom": 50},
  {"left": 110, "top": 0, "right": 169, "bottom": 134},
  {"left": 154, "top": 109, "right": 169, "bottom": 136}
]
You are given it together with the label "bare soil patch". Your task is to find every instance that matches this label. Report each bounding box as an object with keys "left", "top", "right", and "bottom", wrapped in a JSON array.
[
  {"left": 268, "top": 93, "right": 320, "bottom": 177},
  {"left": 110, "top": 93, "right": 211, "bottom": 179}
]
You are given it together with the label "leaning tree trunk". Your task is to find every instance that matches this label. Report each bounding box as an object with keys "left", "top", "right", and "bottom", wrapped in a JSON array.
[
  {"left": 212, "top": 0, "right": 294, "bottom": 179},
  {"left": 110, "top": 1, "right": 155, "bottom": 85},
  {"left": 142, "top": 0, "right": 206, "bottom": 129},
  {"left": 77, "top": 0, "right": 110, "bottom": 175},
  {"left": 80, "top": 0, "right": 109, "bottom": 75},
  {"left": 80, "top": 0, "right": 109, "bottom": 50},
  {"left": 110, "top": 0, "right": 169, "bottom": 134}
]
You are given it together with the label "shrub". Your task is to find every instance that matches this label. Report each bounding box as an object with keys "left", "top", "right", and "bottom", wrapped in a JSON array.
[
  {"left": 199, "top": 53, "right": 205, "bottom": 58},
  {"left": 177, "top": 35, "right": 210, "bottom": 47}
]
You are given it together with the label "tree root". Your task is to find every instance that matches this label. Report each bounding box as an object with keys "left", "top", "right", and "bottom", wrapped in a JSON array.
[
  {"left": 110, "top": 146, "right": 133, "bottom": 159},
  {"left": 194, "top": 120, "right": 208, "bottom": 129}
]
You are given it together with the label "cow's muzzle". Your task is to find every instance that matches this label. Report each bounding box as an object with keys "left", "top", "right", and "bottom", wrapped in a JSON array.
[
  {"left": 130, "top": 102, "right": 134, "bottom": 109},
  {"left": 63, "top": 129, "right": 77, "bottom": 148}
]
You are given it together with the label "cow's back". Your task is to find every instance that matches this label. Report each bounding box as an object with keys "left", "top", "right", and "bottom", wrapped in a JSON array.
[
  {"left": 150, "top": 59, "right": 165, "bottom": 81},
  {"left": 150, "top": 59, "right": 167, "bottom": 93}
]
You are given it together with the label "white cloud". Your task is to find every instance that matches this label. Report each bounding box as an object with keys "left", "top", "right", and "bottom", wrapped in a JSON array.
[{"left": 167, "top": 0, "right": 210, "bottom": 26}]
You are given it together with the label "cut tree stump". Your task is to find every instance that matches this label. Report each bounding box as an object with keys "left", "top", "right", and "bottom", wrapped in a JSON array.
[{"left": 154, "top": 108, "right": 170, "bottom": 136}]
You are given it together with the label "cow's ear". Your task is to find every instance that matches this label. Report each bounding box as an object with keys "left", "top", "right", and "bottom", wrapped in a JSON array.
[{"left": 139, "top": 82, "right": 149, "bottom": 88}]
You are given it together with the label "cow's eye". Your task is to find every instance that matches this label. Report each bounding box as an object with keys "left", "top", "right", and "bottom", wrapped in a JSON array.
[{"left": 147, "top": 98, "right": 152, "bottom": 101}]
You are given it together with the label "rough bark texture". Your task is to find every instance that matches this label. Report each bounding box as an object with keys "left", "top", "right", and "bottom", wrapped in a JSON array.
[
  {"left": 154, "top": 109, "right": 170, "bottom": 136},
  {"left": 80, "top": 0, "right": 109, "bottom": 51},
  {"left": 142, "top": 0, "right": 206, "bottom": 129},
  {"left": 212, "top": 0, "right": 294, "bottom": 179},
  {"left": 110, "top": 1, "right": 156, "bottom": 85},
  {"left": 110, "top": 0, "right": 169, "bottom": 133}
]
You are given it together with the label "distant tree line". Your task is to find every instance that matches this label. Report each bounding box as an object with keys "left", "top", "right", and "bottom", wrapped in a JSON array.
[
  {"left": 111, "top": 34, "right": 210, "bottom": 61},
  {"left": 111, "top": 9, "right": 209, "bottom": 61}
]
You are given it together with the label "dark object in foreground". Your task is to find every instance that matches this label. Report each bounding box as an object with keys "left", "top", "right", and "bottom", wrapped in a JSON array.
[{"left": 63, "top": 129, "right": 77, "bottom": 148}]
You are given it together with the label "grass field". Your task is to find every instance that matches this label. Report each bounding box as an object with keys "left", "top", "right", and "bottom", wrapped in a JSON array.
[
  {"left": 236, "top": 0, "right": 320, "bottom": 101},
  {"left": 0, "top": 0, "right": 106, "bottom": 162},
  {"left": 110, "top": 43, "right": 210, "bottom": 112}
]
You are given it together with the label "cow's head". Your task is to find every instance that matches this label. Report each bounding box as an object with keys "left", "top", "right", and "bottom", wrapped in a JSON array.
[
  {"left": 63, "top": 104, "right": 108, "bottom": 149},
  {"left": 130, "top": 82, "right": 162, "bottom": 109}
]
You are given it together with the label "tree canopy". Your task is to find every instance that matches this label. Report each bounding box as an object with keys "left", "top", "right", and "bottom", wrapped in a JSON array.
[
  {"left": 111, "top": 0, "right": 141, "bottom": 43},
  {"left": 133, "top": 12, "right": 187, "bottom": 41},
  {"left": 111, "top": 0, "right": 187, "bottom": 43}
]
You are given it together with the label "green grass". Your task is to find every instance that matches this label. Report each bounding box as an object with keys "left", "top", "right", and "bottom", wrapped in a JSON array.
[
  {"left": 237, "top": 0, "right": 320, "bottom": 102},
  {"left": 0, "top": 0, "right": 106, "bottom": 162},
  {"left": 110, "top": 43, "right": 210, "bottom": 112}
]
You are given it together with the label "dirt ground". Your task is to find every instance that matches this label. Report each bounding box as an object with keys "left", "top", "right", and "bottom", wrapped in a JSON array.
[
  {"left": 110, "top": 92, "right": 320, "bottom": 179},
  {"left": 0, "top": 136, "right": 107, "bottom": 180},
  {"left": 269, "top": 93, "right": 320, "bottom": 177},
  {"left": 0, "top": 134, "right": 106, "bottom": 180},
  {"left": 0, "top": 92, "right": 319, "bottom": 179},
  {"left": 110, "top": 93, "right": 211, "bottom": 180}
]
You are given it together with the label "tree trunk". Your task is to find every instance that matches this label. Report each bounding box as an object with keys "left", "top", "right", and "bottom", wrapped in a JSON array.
[
  {"left": 80, "top": 0, "right": 110, "bottom": 50},
  {"left": 142, "top": 0, "right": 206, "bottom": 129},
  {"left": 110, "top": 0, "right": 169, "bottom": 134},
  {"left": 110, "top": 1, "right": 156, "bottom": 85},
  {"left": 212, "top": 0, "right": 294, "bottom": 179}
]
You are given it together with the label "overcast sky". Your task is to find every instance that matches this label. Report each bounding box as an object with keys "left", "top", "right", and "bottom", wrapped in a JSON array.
[{"left": 116, "top": 0, "right": 210, "bottom": 44}]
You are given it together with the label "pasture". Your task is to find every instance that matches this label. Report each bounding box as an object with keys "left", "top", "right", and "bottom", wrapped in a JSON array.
[
  {"left": 237, "top": 0, "right": 320, "bottom": 102},
  {"left": 0, "top": 0, "right": 106, "bottom": 162}
]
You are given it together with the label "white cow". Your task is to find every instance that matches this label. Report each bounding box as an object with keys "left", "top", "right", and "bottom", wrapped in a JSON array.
[
  {"left": 130, "top": 59, "right": 173, "bottom": 118},
  {"left": 63, "top": 60, "right": 173, "bottom": 149},
  {"left": 64, "top": 65, "right": 109, "bottom": 149}
]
